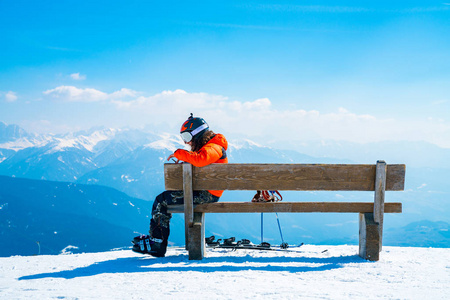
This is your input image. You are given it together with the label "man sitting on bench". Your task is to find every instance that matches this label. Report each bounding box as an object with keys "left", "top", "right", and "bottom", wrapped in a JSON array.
[{"left": 132, "top": 113, "right": 228, "bottom": 257}]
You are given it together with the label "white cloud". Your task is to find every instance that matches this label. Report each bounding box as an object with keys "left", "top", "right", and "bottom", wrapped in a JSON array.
[
  {"left": 39, "top": 86, "right": 450, "bottom": 148},
  {"left": 110, "top": 89, "right": 227, "bottom": 118},
  {"left": 70, "top": 73, "right": 86, "bottom": 80},
  {"left": 224, "top": 98, "right": 272, "bottom": 112},
  {"left": 110, "top": 89, "right": 450, "bottom": 147},
  {"left": 43, "top": 86, "right": 108, "bottom": 102},
  {"left": 42, "top": 86, "right": 141, "bottom": 103},
  {"left": 5, "top": 91, "right": 18, "bottom": 102},
  {"left": 417, "top": 184, "right": 427, "bottom": 189},
  {"left": 110, "top": 88, "right": 139, "bottom": 99}
]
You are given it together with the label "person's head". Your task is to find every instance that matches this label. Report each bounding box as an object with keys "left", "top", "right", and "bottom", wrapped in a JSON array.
[{"left": 180, "top": 113, "right": 214, "bottom": 151}]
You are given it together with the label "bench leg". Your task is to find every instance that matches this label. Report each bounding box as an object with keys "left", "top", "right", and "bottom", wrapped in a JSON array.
[
  {"left": 188, "top": 212, "right": 205, "bottom": 260},
  {"left": 185, "top": 224, "right": 189, "bottom": 250},
  {"left": 359, "top": 213, "right": 380, "bottom": 261}
]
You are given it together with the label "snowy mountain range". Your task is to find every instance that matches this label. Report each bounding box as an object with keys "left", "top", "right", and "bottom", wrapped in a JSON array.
[
  {"left": 0, "top": 122, "right": 449, "bottom": 256},
  {"left": 0, "top": 122, "right": 337, "bottom": 200}
]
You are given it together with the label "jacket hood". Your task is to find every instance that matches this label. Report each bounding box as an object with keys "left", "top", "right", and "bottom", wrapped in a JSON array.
[{"left": 208, "top": 133, "right": 228, "bottom": 150}]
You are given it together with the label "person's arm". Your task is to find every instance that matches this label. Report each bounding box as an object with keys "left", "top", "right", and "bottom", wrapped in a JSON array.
[
  {"left": 167, "top": 153, "right": 180, "bottom": 163},
  {"left": 171, "top": 144, "right": 223, "bottom": 167}
]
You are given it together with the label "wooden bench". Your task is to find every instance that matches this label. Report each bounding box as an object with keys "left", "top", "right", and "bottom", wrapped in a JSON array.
[{"left": 164, "top": 161, "right": 406, "bottom": 261}]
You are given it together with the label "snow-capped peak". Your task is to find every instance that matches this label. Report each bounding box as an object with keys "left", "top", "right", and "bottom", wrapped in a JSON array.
[
  {"left": 143, "top": 133, "right": 185, "bottom": 152},
  {"left": 43, "top": 128, "right": 119, "bottom": 154},
  {"left": 0, "top": 122, "right": 31, "bottom": 144},
  {"left": 0, "top": 135, "right": 53, "bottom": 152},
  {"left": 229, "top": 139, "right": 265, "bottom": 150}
]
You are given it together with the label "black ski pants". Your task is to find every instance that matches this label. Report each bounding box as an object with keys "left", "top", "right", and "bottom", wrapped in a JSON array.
[{"left": 149, "top": 190, "right": 219, "bottom": 242}]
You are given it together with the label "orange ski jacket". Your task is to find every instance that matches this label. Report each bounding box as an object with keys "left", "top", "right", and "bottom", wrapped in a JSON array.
[{"left": 173, "top": 133, "right": 228, "bottom": 197}]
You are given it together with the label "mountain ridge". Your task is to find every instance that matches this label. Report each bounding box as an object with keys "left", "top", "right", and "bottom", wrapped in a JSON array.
[
  {"left": 1, "top": 122, "right": 449, "bottom": 256},
  {"left": 0, "top": 175, "right": 152, "bottom": 257}
]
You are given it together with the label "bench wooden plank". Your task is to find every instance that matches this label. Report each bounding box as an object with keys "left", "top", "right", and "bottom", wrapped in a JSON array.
[
  {"left": 165, "top": 163, "right": 406, "bottom": 191},
  {"left": 167, "top": 202, "right": 402, "bottom": 213}
]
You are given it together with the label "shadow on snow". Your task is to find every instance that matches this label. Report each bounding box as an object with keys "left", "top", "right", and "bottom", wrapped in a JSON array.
[{"left": 19, "top": 252, "right": 367, "bottom": 280}]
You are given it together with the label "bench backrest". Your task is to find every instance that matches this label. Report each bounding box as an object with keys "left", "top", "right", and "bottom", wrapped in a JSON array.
[{"left": 164, "top": 163, "right": 406, "bottom": 191}]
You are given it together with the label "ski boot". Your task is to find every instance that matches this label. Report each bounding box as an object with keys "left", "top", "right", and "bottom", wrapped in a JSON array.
[{"left": 132, "top": 235, "right": 166, "bottom": 257}]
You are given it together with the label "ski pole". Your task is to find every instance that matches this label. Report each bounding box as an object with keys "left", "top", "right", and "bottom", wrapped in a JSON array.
[
  {"left": 261, "top": 212, "right": 264, "bottom": 243},
  {"left": 275, "top": 212, "right": 288, "bottom": 249}
]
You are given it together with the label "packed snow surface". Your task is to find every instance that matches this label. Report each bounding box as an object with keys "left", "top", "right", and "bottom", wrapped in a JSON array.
[{"left": 1, "top": 245, "right": 449, "bottom": 299}]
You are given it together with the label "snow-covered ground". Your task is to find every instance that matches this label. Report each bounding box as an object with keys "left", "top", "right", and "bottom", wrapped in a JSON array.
[{"left": 1, "top": 245, "right": 449, "bottom": 299}]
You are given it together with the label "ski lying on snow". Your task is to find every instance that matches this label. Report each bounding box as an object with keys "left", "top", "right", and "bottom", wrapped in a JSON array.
[{"left": 205, "top": 236, "right": 304, "bottom": 253}]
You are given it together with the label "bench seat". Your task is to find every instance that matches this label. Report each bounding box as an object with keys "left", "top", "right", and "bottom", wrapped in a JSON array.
[{"left": 167, "top": 201, "right": 402, "bottom": 213}]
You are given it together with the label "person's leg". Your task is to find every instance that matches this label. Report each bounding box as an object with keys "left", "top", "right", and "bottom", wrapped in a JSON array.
[
  {"left": 193, "top": 190, "right": 220, "bottom": 205},
  {"left": 149, "top": 190, "right": 184, "bottom": 242},
  {"left": 150, "top": 190, "right": 219, "bottom": 239},
  {"left": 134, "top": 191, "right": 182, "bottom": 256},
  {"left": 146, "top": 190, "right": 219, "bottom": 257}
]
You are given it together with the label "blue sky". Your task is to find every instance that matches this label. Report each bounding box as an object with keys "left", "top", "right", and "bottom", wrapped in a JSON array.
[{"left": 1, "top": 1, "right": 449, "bottom": 147}]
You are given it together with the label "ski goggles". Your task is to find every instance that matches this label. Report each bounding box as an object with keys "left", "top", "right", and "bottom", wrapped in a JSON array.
[{"left": 180, "top": 123, "right": 208, "bottom": 143}]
